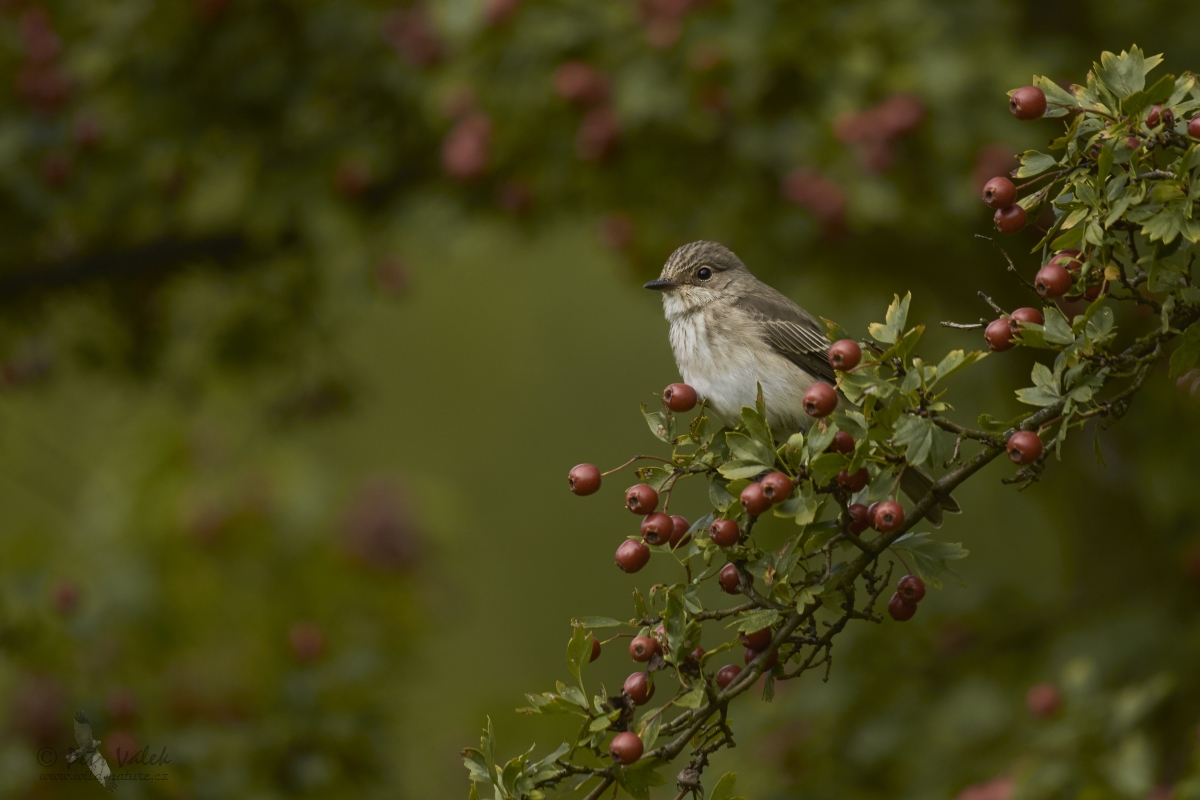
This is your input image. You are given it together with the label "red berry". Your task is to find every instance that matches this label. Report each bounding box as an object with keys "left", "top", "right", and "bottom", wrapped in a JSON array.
[
  {"left": 760, "top": 471, "right": 794, "bottom": 504},
  {"left": 718, "top": 563, "right": 742, "bottom": 594},
  {"left": 663, "top": 383, "right": 698, "bottom": 412},
  {"left": 828, "top": 339, "right": 862, "bottom": 371},
  {"left": 743, "top": 647, "right": 778, "bottom": 669},
  {"left": 994, "top": 204, "right": 1027, "bottom": 233},
  {"left": 1006, "top": 430, "right": 1043, "bottom": 465},
  {"left": 687, "top": 645, "right": 705, "bottom": 667},
  {"left": 836, "top": 468, "right": 869, "bottom": 492},
  {"left": 739, "top": 627, "right": 771, "bottom": 650},
  {"left": 640, "top": 512, "right": 674, "bottom": 546},
  {"left": 569, "top": 464, "right": 602, "bottom": 496},
  {"left": 740, "top": 482, "right": 771, "bottom": 516},
  {"left": 887, "top": 593, "right": 917, "bottom": 621},
  {"left": 982, "top": 176, "right": 1016, "bottom": 209},
  {"left": 709, "top": 518, "right": 740, "bottom": 547},
  {"left": 1010, "top": 307, "right": 1044, "bottom": 326},
  {"left": 1009, "top": 86, "right": 1046, "bottom": 120},
  {"left": 609, "top": 731, "right": 644, "bottom": 765},
  {"left": 984, "top": 318, "right": 1017, "bottom": 352},
  {"left": 897, "top": 574, "right": 926, "bottom": 603},
  {"left": 872, "top": 500, "right": 905, "bottom": 533},
  {"left": 590, "top": 637, "right": 602, "bottom": 662},
  {"left": 623, "top": 672, "right": 655, "bottom": 705},
  {"left": 1084, "top": 284, "right": 1103, "bottom": 300},
  {"left": 1035, "top": 263, "right": 1072, "bottom": 299},
  {"left": 629, "top": 635, "right": 658, "bottom": 662},
  {"left": 847, "top": 503, "right": 870, "bottom": 534},
  {"left": 1146, "top": 104, "right": 1162, "bottom": 128},
  {"left": 625, "top": 484, "right": 658, "bottom": 515},
  {"left": 615, "top": 539, "right": 651, "bottom": 573},
  {"left": 669, "top": 515, "right": 690, "bottom": 548},
  {"left": 1189, "top": 117, "right": 1200, "bottom": 138},
  {"left": 802, "top": 382, "right": 838, "bottom": 418},
  {"left": 1025, "top": 682, "right": 1062, "bottom": 719},
  {"left": 829, "top": 431, "right": 855, "bottom": 454},
  {"left": 715, "top": 664, "right": 742, "bottom": 689}
]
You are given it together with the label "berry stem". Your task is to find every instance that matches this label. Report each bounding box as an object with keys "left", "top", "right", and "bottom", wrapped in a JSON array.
[
  {"left": 887, "top": 547, "right": 914, "bottom": 575},
  {"left": 888, "top": 465, "right": 906, "bottom": 500},
  {"left": 600, "top": 455, "right": 671, "bottom": 476}
]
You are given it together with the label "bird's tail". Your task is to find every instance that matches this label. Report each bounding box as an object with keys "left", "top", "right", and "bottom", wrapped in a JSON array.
[{"left": 899, "top": 467, "right": 960, "bottom": 528}]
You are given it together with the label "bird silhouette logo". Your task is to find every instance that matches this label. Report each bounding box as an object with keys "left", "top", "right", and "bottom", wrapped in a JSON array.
[{"left": 65, "top": 711, "right": 117, "bottom": 791}]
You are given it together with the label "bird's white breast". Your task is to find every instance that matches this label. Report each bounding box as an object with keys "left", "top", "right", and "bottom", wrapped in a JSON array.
[{"left": 664, "top": 295, "right": 816, "bottom": 437}]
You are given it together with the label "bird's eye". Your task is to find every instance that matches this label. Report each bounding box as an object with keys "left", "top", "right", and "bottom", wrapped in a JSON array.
[{"left": 697, "top": 267, "right": 713, "bottom": 280}]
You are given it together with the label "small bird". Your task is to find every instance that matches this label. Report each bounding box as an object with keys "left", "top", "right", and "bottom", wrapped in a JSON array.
[
  {"left": 645, "top": 240, "right": 959, "bottom": 524},
  {"left": 66, "top": 711, "right": 117, "bottom": 792}
]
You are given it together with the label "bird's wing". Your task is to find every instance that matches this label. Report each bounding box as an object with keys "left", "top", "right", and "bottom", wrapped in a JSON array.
[
  {"left": 85, "top": 749, "right": 117, "bottom": 791},
  {"left": 734, "top": 290, "right": 838, "bottom": 384},
  {"left": 73, "top": 711, "right": 93, "bottom": 750}
]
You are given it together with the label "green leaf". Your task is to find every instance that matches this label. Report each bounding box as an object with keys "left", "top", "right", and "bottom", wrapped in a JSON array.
[
  {"left": 1015, "top": 151, "right": 1058, "bottom": 178},
  {"left": 892, "top": 415, "right": 935, "bottom": 467},
  {"left": 1016, "top": 361, "right": 1063, "bottom": 407},
  {"left": 566, "top": 626, "right": 593, "bottom": 687},
  {"left": 717, "top": 459, "right": 768, "bottom": 480},
  {"left": 740, "top": 404, "right": 773, "bottom": 451},
  {"left": 821, "top": 317, "right": 851, "bottom": 344},
  {"left": 638, "top": 712, "right": 661, "bottom": 750},
  {"left": 709, "top": 478, "right": 736, "bottom": 511},
  {"left": 574, "top": 616, "right": 625, "bottom": 629},
  {"left": 1121, "top": 72, "right": 1175, "bottom": 115},
  {"left": 725, "top": 431, "right": 774, "bottom": 467},
  {"left": 640, "top": 402, "right": 674, "bottom": 443},
  {"left": 868, "top": 292, "right": 911, "bottom": 345},
  {"left": 676, "top": 683, "right": 706, "bottom": 709},
  {"left": 1034, "top": 75, "right": 1079, "bottom": 117},
  {"left": 588, "top": 715, "right": 613, "bottom": 732},
  {"left": 1169, "top": 322, "right": 1200, "bottom": 378},
  {"left": 1050, "top": 226, "right": 1085, "bottom": 252},
  {"left": 890, "top": 532, "right": 969, "bottom": 589},
  {"left": 1095, "top": 47, "right": 1153, "bottom": 99},
  {"left": 774, "top": 482, "right": 819, "bottom": 525},
  {"left": 725, "top": 608, "right": 781, "bottom": 633},
  {"left": 1043, "top": 306, "right": 1075, "bottom": 346},
  {"left": 932, "top": 349, "right": 988, "bottom": 385},
  {"left": 709, "top": 772, "right": 742, "bottom": 800}
]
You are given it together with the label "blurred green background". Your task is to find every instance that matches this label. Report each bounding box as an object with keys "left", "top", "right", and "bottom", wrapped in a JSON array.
[{"left": 1, "top": 1, "right": 1200, "bottom": 798}]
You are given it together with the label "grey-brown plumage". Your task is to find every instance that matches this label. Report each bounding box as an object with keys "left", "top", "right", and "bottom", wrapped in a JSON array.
[
  {"left": 66, "top": 711, "right": 116, "bottom": 791},
  {"left": 646, "top": 240, "right": 959, "bottom": 525}
]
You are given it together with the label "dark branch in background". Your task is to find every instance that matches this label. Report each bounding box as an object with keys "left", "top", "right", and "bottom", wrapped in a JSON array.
[{"left": 0, "top": 233, "right": 251, "bottom": 303}]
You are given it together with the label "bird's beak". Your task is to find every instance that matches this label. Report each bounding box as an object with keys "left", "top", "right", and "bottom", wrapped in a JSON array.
[{"left": 643, "top": 278, "right": 680, "bottom": 291}]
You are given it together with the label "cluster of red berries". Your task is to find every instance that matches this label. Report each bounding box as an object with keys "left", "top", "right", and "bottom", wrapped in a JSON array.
[
  {"left": 553, "top": 61, "right": 621, "bottom": 161},
  {"left": 886, "top": 574, "right": 927, "bottom": 621},
  {"left": 567, "top": 384, "right": 711, "bottom": 574},
  {"left": 845, "top": 499, "right": 907, "bottom": 535},
  {"left": 800, "top": 339, "right": 862, "bottom": 419},
  {"left": 984, "top": 307, "right": 1043, "bottom": 352},
  {"left": 979, "top": 85, "right": 1048, "bottom": 233},
  {"left": 737, "top": 470, "right": 794, "bottom": 518}
]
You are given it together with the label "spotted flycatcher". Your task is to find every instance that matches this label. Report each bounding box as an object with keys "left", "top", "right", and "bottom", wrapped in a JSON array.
[{"left": 645, "top": 240, "right": 959, "bottom": 524}]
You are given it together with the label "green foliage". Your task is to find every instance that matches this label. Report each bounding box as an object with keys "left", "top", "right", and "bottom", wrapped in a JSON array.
[{"left": 467, "top": 47, "right": 1200, "bottom": 799}]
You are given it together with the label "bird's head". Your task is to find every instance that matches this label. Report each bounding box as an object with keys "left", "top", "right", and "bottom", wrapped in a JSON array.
[{"left": 644, "top": 240, "right": 749, "bottom": 314}]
